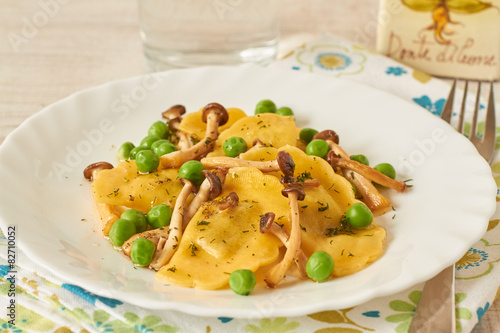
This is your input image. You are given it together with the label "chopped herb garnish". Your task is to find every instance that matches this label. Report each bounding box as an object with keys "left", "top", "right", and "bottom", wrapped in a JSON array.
[
  {"left": 318, "top": 203, "right": 329, "bottom": 212},
  {"left": 296, "top": 171, "right": 313, "bottom": 184},
  {"left": 197, "top": 221, "right": 210, "bottom": 226},
  {"left": 189, "top": 242, "right": 199, "bottom": 256},
  {"left": 325, "top": 215, "right": 354, "bottom": 236}
]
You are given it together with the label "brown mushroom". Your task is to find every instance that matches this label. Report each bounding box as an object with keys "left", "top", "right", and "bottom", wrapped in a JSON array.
[
  {"left": 313, "top": 129, "right": 339, "bottom": 145},
  {"left": 159, "top": 103, "right": 229, "bottom": 169},
  {"left": 253, "top": 138, "right": 265, "bottom": 147},
  {"left": 162, "top": 104, "right": 186, "bottom": 132},
  {"left": 289, "top": 178, "right": 321, "bottom": 188},
  {"left": 201, "top": 150, "right": 295, "bottom": 175},
  {"left": 327, "top": 152, "right": 406, "bottom": 193},
  {"left": 150, "top": 178, "right": 196, "bottom": 270},
  {"left": 218, "top": 192, "right": 239, "bottom": 210},
  {"left": 327, "top": 142, "right": 393, "bottom": 216},
  {"left": 83, "top": 162, "right": 121, "bottom": 236},
  {"left": 265, "top": 186, "right": 305, "bottom": 288},
  {"left": 260, "top": 212, "right": 307, "bottom": 278},
  {"left": 182, "top": 169, "right": 225, "bottom": 229}
]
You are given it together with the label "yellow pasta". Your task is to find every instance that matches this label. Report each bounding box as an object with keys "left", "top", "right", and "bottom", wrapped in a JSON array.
[
  {"left": 207, "top": 113, "right": 298, "bottom": 157},
  {"left": 92, "top": 161, "right": 183, "bottom": 212},
  {"left": 86, "top": 102, "right": 404, "bottom": 293}
]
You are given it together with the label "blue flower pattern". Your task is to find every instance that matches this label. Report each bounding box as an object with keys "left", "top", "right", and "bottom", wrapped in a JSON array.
[
  {"left": 0, "top": 264, "right": 11, "bottom": 278},
  {"left": 1, "top": 322, "right": 23, "bottom": 333},
  {"left": 413, "top": 95, "right": 446, "bottom": 116},
  {"left": 386, "top": 66, "right": 407, "bottom": 76},
  {"left": 457, "top": 248, "right": 489, "bottom": 270},
  {"left": 315, "top": 53, "right": 352, "bottom": 71},
  {"left": 362, "top": 311, "right": 380, "bottom": 318},
  {"left": 62, "top": 284, "right": 123, "bottom": 308},
  {"left": 477, "top": 302, "right": 490, "bottom": 321}
]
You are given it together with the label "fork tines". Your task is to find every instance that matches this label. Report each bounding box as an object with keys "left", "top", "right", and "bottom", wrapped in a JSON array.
[{"left": 441, "top": 80, "right": 496, "bottom": 163}]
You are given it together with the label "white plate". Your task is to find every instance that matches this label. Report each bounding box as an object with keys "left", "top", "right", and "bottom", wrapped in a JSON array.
[{"left": 0, "top": 65, "right": 496, "bottom": 318}]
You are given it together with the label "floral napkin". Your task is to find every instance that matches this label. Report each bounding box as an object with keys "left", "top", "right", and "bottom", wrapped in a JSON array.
[{"left": 1, "top": 34, "right": 500, "bottom": 333}]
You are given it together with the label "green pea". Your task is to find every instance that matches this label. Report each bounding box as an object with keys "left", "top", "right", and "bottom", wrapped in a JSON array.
[
  {"left": 121, "top": 209, "right": 148, "bottom": 233},
  {"left": 148, "top": 121, "right": 170, "bottom": 139},
  {"left": 350, "top": 154, "right": 369, "bottom": 166},
  {"left": 299, "top": 128, "right": 319, "bottom": 144},
  {"left": 255, "top": 99, "right": 277, "bottom": 115},
  {"left": 178, "top": 160, "right": 205, "bottom": 186},
  {"left": 117, "top": 142, "right": 135, "bottom": 161},
  {"left": 276, "top": 106, "right": 294, "bottom": 116},
  {"left": 305, "top": 139, "right": 330, "bottom": 159},
  {"left": 229, "top": 269, "right": 256, "bottom": 295},
  {"left": 223, "top": 137, "right": 248, "bottom": 157},
  {"left": 131, "top": 238, "right": 156, "bottom": 266},
  {"left": 345, "top": 202, "right": 373, "bottom": 228},
  {"left": 140, "top": 135, "right": 161, "bottom": 149},
  {"left": 306, "top": 251, "right": 334, "bottom": 282},
  {"left": 135, "top": 150, "right": 159, "bottom": 173},
  {"left": 374, "top": 163, "right": 396, "bottom": 180},
  {"left": 129, "top": 146, "right": 150, "bottom": 160},
  {"left": 109, "top": 218, "right": 137, "bottom": 247},
  {"left": 156, "top": 142, "right": 177, "bottom": 157},
  {"left": 151, "top": 139, "right": 171, "bottom": 155},
  {"left": 147, "top": 204, "right": 173, "bottom": 229}
]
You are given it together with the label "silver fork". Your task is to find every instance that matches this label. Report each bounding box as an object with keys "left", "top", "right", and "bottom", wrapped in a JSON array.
[{"left": 409, "top": 80, "right": 496, "bottom": 333}]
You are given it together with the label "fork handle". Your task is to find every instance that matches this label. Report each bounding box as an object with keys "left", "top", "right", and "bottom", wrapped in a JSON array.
[{"left": 408, "top": 265, "right": 456, "bottom": 333}]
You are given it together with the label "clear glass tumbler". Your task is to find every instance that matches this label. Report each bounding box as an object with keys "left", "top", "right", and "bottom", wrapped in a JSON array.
[{"left": 138, "top": 0, "right": 282, "bottom": 71}]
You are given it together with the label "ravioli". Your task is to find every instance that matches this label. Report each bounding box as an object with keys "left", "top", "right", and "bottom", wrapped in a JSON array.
[
  {"left": 241, "top": 145, "right": 357, "bottom": 213},
  {"left": 92, "top": 161, "right": 183, "bottom": 211},
  {"left": 157, "top": 167, "right": 286, "bottom": 289},
  {"left": 207, "top": 113, "right": 298, "bottom": 157}
]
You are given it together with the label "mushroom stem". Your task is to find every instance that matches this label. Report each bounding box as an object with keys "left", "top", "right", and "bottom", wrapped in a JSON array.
[
  {"left": 346, "top": 172, "right": 392, "bottom": 216},
  {"left": 182, "top": 169, "right": 224, "bottom": 229},
  {"left": 265, "top": 187, "right": 305, "bottom": 288},
  {"left": 159, "top": 103, "right": 228, "bottom": 169},
  {"left": 328, "top": 153, "right": 406, "bottom": 192},
  {"left": 150, "top": 179, "right": 195, "bottom": 270},
  {"left": 201, "top": 151, "right": 295, "bottom": 175},
  {"left": 177, "top": 131, "right": 193, "bottom": 150},
  {"left": 327, "top": 141, "right": 392, "bottom": 216},
  {"left": 260, "top": 213, "right": 307, "bottom": 278},
  {"left": 83, "top": 162, "right": 120, "bottom": 236},
  {"left": 201, "top": 156, "right": 280, "bottom": 171},
  {"left": 291, "top": 179, "right": 321, "bottom": 188}
]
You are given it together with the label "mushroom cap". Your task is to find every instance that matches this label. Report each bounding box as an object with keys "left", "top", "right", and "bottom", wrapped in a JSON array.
[
  {"left": 260, "top": 212, "right": 275, "bottom": 233},
  {"left": 277, "top": 151, "right": 295, "bottom": 184},
  {"left": 326, "top": 150, "right": 341, "bottom": 166},
  {"left": 201, "top": 170, "right": 223, "bottom": 200},
  {"left": 162, "top": 104, "right": 186, "bottom": 120},
  {"left": 179, "top": 178, "right": 195, "bottom": 188},
  {"left": 201, "top": 103, "right": 229, "bottom": 126},
  {"left": 83, "top": 161, "right": 114, "bottom": 180},
  {"left": 281, "top": 186, "right": 306, "bottom": 201},
  {"left": 313, "top": 129, "right": 339, "bottom": 144},
  {"left": 219, "top": 192, "right": 239, "bottom": 210},
  {"left": 252, "top": 138, "right": 265, "bottom": 147}
]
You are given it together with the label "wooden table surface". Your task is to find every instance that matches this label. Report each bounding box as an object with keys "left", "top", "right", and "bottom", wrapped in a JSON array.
[{"left": 0, "top": 1, "right": 498, "bottom": 331}]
